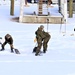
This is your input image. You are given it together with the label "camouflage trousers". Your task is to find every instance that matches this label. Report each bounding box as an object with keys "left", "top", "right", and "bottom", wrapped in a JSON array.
[
  {"left": 35, "top": 35, "right": 50, "bottom": 55},
  {"left": 2, "top": 41, "right": 14, "bottom": 50}
]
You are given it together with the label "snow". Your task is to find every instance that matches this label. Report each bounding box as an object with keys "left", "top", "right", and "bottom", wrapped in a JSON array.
[{"left": 0, "top": 3, "right": 75, "bottom": 75}]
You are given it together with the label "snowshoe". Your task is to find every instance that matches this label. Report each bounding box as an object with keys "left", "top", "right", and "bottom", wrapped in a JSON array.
[{"left": 11, "top": 49, "right": 14, "bottom": 53}]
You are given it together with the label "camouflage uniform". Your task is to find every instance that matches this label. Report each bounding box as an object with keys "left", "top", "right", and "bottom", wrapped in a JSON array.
[
  {"left": 1, "top": 34, "right": 14, "bottom": 52},
  {"left": 35, "top": 25, "right": 51, "bottom": 56}
]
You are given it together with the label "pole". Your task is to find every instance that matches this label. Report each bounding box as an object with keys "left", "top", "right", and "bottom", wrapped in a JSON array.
[
  {"left": 10, "top": 0, "right": 14, "bottom": 15},
  {"left": 60, "top": 18, "right": 62, "bottom": 33},
  {"left": 19, "top": 0, "right": 24, "bottom": 22},
  {"left": 69, "top": 0, "right": 73, "bottom": 17},
  {"left": 58, "top": 0, "right": 61, "bottom": 13},
  {"left": 47, "top": 18, "right": 49, "bottom": 32}
]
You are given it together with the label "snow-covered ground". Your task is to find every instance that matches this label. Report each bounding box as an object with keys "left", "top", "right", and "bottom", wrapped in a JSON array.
[{"left": 0, "top": 3, "right": 75, "bottom": 75}]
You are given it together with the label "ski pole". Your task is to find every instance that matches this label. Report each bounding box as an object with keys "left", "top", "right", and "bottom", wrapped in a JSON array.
[{"left": 60, "top": 18, "right": 62, "bottom": 33}]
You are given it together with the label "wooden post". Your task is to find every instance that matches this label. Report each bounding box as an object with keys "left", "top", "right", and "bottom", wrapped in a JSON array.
[
  {"left": 69, "top": 0, "right": 73, "bottom": 17},
  {"left": 10, "top": 0, "right": 14, "bottom": 15},
  {"left": 19, "top": 0, "right": 24, "bottom": 22},
  {"left": 64, "top": 0, "right": 67, "bottom": 23}
]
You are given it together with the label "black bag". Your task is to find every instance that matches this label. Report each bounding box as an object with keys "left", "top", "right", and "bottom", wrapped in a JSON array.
[
  {"left": 33, "top": 47, "right": 37, "bottom": 53},
  {"left": 14, "top": 49, "right": 20, "bottom": 54}
]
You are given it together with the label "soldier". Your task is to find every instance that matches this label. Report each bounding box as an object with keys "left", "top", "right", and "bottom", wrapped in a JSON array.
[
  {"left": 0, "top": 34, "right": 14, "bottom": 53},
  {"left": 35, "top": 25, "right": 51, "bottom": 56}
]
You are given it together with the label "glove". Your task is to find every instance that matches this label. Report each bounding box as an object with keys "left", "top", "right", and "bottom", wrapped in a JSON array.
[{"left": 34, "top": 38, "right": 37, "bottom": 42}]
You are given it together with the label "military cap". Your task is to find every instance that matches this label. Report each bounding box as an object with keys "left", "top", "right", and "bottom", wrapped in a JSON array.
[{"left": 40, "top": 25, "right": 44, "bottom": 29}]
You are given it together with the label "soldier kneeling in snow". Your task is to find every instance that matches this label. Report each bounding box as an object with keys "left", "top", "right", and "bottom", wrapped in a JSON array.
[
  {"left": 34, "top": 25, "right": 51, "bottom": 56},
  {"left": 0, "top": 34, "right": 14, "bottom": 53}
]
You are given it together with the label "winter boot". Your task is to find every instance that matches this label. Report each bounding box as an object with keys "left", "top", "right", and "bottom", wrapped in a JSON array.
[
  {"left": 35, "top": 47, "right": 40, "bottom": 56},
  {"left": 35, "top": 53, "right": 38, "bottom": 56},
  {"left": 0, "top": 45, "right": 5, "bottom": 51},
  {"left": 11, "top": 49, "right": 14, "bottom": 53},
  {"left": 43, "top": 49, "right": 46, "bottom": 53},
  {"left": 11, "top": 48, "right": 14, "bottom": 53}
]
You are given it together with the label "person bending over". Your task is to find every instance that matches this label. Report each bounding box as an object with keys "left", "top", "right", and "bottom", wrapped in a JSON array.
[
  {"left": 1, "top": 34, "right": 14, "bottom": 53},
  {"left": 35, "top": 25, "right": 51, "bottom": 56}
]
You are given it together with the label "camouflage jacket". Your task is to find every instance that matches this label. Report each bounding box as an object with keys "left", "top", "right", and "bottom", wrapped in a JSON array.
[
  {"left": 35, "top": 27, "right": 50, "bottom": 39},
  {"left": 5, "top": 35, "right": 13, "bottom": 44}
]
